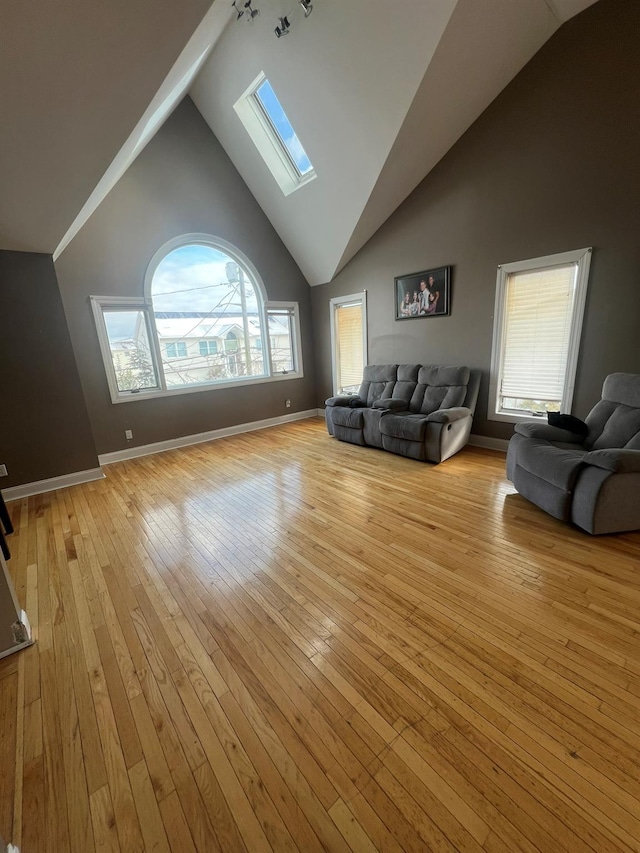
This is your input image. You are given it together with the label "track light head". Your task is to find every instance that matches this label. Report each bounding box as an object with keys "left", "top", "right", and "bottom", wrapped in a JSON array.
[
  {"left": 275, "top": 15, "right": 291, "bottom": 37},
  {"left": 299, "top": 0, "right": 313, "bottom": 16}
]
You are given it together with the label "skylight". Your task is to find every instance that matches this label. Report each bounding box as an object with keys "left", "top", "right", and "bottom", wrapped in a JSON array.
[
  {"left": 254, "top": 79, "right": 313, "bottom": 177},
  {"left": 234, "top": 72, "right": 316, "bottom": 196}
]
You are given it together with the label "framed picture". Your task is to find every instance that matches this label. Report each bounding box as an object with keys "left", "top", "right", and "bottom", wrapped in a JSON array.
[{"left": 394, "top": 266, "right": 451, "bottom": 320}]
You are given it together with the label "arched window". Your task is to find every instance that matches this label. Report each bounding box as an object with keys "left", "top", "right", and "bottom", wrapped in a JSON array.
[
  {"left": 90, "top": 235, "right": 302, "bottom": 403},
  {"left": 149, "top": 241, "right": 266, "bottom": 388}
]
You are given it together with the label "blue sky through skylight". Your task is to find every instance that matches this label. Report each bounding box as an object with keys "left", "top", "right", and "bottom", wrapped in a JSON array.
[{"left": 255, "top": 80, "right": 313, "bottom": 176}]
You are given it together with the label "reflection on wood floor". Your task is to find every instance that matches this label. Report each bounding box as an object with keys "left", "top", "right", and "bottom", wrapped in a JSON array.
[{"left": 2, "top": 416, "right": 639, "bottom": 852}]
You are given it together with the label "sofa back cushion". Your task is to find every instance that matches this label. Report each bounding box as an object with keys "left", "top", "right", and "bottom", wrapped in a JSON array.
[
  {"left": 409, "top": 365, "right": 470, "bottom": 415},
  {"left": 585, "top": 373, "right": 640, "bottom": 450},
  {"left": 389, "top": 364, "right": 420, "bottom": 405},
  {"left": 358, "top": 364, "right": 398, "bottom": 406}
]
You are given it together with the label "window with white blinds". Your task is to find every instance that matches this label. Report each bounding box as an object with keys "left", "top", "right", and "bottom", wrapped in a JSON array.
[
  {"left": 330, "top": 293, "right": 367, "bottom": 395},
  {"left": 489, "top": 248, "right": 591, "bottom": 422}
]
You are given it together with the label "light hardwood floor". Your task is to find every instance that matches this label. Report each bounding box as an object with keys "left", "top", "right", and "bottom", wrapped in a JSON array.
[{"left": 1, "top": 416, "right": 640, "bottom": 852}]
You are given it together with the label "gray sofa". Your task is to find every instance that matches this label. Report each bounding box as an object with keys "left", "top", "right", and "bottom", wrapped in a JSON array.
[
  {"left": 507, "top": 373, "right": 640, "bottom": 534},
  {"left": 325, "top": 364, "right": 480, "bottom": 463}
]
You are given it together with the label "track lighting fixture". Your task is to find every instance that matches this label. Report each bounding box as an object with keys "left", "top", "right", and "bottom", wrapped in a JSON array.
[
  {"left": 274, "top": 16, "right": 291, "bottom": 37},
  {"left": 232, "top": 0, "right": 314, "bottom": 38},
  {"left": 232, "top": 0, "right": 259, "bottom": 22}
]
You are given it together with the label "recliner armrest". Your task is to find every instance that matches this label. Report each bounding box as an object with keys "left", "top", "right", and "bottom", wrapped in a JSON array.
[
  {"left": 372, "top": 398, "right": 409, "bottom": 412},
  {"left": 325, "top": 396, "right": 361, "bottom": 407},
  {"left": 583, "top": 448, "right": 640, "bottom": 473},
  {"left": 514, "top": 422, "right": 587, "bottom": 443},
  {"left": 426, "top": 407, "right": 472, "bottom": 424}
]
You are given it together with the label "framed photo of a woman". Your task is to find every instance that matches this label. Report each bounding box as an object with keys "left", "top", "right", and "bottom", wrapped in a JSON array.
[{"left": 394, "top": 266, "right": 451, "bottom": 320}]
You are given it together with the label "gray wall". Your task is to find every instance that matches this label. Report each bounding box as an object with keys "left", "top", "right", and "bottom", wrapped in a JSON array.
[
  {"left": 55, "top": 97, "right": 317, "bottom": 456},
  {"left": 311, "top": 0, "right": 640, "bottom": 441},
  {"left": 0, "top": 251, "right": 98, "bottom": 487}
]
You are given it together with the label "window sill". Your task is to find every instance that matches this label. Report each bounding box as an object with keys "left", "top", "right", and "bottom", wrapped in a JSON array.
[
  {"left": 487, "top": 410, "right": 553, "bottom": 425},
  {"left": 109, "top": 370, "right": 303, "bottom": 405}
]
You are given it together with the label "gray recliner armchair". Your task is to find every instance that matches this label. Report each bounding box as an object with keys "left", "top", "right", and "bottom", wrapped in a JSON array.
[{"left": 506, "top": 373, "right": 640, "bottom": 534}]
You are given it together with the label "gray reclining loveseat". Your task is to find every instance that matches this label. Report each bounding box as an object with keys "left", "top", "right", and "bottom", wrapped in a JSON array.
[
  {"left": 507, "top": 373, "right": 640, "bottom": 534},
  {"left": 325, "top": 364, "right": 480, "bottom": 463}
]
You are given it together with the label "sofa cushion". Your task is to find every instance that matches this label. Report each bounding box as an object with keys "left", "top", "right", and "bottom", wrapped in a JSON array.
[
  {"left": 583, "top": 448, "right": 640, "bottom": 473},
  {"left": 409, "top": 365, "right": 470, "bottom": 414},
  {"left": 602, "top": 373, "right": 640, "bottom": 408},
  {"left": 357, "top": 364, "right": 398, "bottom": 407},
  {"left": 379, "top": 413, "right": 428, "bottom": 442},
  {"left": 390, "top": 380, "right": 418, "bottom": 405},
  {"left": 590, "top": 404, "right": 640, "bottom": 451},
  {"left": 515, "top": 421, "right": 587, "bottom": 444},
  {"left": 331, "top": 407, "right": 365, "bottom": 430},
  {"left": 516, "top": 439, "right": 586, "bottom": 492},
  {"left": 397, "top": 364, "right": 420, "bottom": 382}
]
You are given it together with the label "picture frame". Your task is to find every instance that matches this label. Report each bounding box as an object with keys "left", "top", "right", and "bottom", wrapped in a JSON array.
[{"left": 394, "top": 266, "right": 451, "bottom": 320}]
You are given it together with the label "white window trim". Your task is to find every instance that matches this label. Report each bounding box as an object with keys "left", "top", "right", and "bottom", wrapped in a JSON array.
[
  {"left": 488, "top": 247, "right": 592, "bottom": 424},
  {"left": 265, "top": 301, "right": 304, "bottom": 377},
  {"left": 330, "top": 291, "right": 368, "bottom": 396},
  {"left": 91, "top": 235, "right": 304, "bottom": 405},
  {"left": 234, "top": 72, "right": 316, "bottom": 197},
  {"left": 90, "top": 295, "right": 163, "bottom": 404}
]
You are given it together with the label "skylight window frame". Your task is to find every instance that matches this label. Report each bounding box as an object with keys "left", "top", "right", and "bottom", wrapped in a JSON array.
[
  {"left": 234, "top": 72, "right": 316, "bottom": 197},
  {"left": 253, "top": 81, "right": 312, "bottom": 180}
]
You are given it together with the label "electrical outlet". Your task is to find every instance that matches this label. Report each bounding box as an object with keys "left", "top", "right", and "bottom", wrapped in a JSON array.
[
  {"left": 125, "top": 429, "right": 133, "bottom": 440},
  {"left": 285, "top": 399, "right": 291, "bottom": 408},
  {"left": 0, "top": 464, "right": 7, "bottom": 477}
]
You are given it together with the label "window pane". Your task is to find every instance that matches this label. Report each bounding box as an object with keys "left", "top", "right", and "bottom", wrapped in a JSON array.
[
  {"left": 151, "top": 244, "right": 267, "bottom": 387},
  {"left": 103, "top": 310, "right": 159, "bottom": 392},
  {"left": 500, "top": 263, "right": 577, "bottom": 410},
  {"left": 255, "top": 80, "right": 313, "bottom": 176},
  {"left": 335, "top": 302, "right": 364, "bottom": 394},
  {"left": 268, "top": 310, "right": 295, "bottom": 373}
]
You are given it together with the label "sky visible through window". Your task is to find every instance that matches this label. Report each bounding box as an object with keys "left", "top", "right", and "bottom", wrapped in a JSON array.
[
  {"left": 255, "top": 80, "right": 313, "bottom": 176},
  {"left": 106, "top": 245, "right": 259, "bottom": 339}
]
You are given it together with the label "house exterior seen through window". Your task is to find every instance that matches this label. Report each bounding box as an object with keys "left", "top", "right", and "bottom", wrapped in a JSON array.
[{"left": 91, "top": 237, "right": 303, "bottom": 404}]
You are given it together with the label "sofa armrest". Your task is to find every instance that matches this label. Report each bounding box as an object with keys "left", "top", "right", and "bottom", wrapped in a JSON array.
[
  {"left": 426, "top": 406, "right": 472, "bottom": 424},
  {"left": 583, "top": 448, "right": 640, "bottom": 473},
  {"left": 325, "top": 395, "right": 361, "bottom": 407},
  {"left": 514, "top": 422, "right": 586, "bottom": 443},
  {"left": 372, "top": 398, "right": 409, "bottom": 412}
]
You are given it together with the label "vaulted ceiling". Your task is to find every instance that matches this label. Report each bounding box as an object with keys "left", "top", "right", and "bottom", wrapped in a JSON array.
[
  {"left": 1, "top": 0, "right": 597, "bottom": 281},
  {"left": 0, "top": 0, "right": 216, "bottom": 254}
]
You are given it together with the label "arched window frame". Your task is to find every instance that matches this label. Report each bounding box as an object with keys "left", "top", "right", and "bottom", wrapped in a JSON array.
[{"left": 90, "top": 234, "right": 303, "bottom": 404}]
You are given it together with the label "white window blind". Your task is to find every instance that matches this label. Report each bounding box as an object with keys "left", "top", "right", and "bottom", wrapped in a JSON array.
[
  {"left": 500, "top": 263, "right": 578, "bottom": 403},
  {"left": 336, "top": 302, "right": 364, "bottom": 393}
]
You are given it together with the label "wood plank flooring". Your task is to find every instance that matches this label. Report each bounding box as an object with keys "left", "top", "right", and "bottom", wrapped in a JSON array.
[{"left": 2, "top": 416, "right": 640, "bottom": 852}]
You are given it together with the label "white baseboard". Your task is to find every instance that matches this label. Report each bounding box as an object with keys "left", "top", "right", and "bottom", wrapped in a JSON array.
[
  {"left": 317, "top": 407, "right": 326, "bottom": 417},
  {"left": 1, "top": 467, "right": 105, "bottom": 501},
  {"left": 98, "top": 409, "right": 320, "bottom": 465},
  {"left": 468, "top": 434, "right": 509, "bottom": 452}
]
